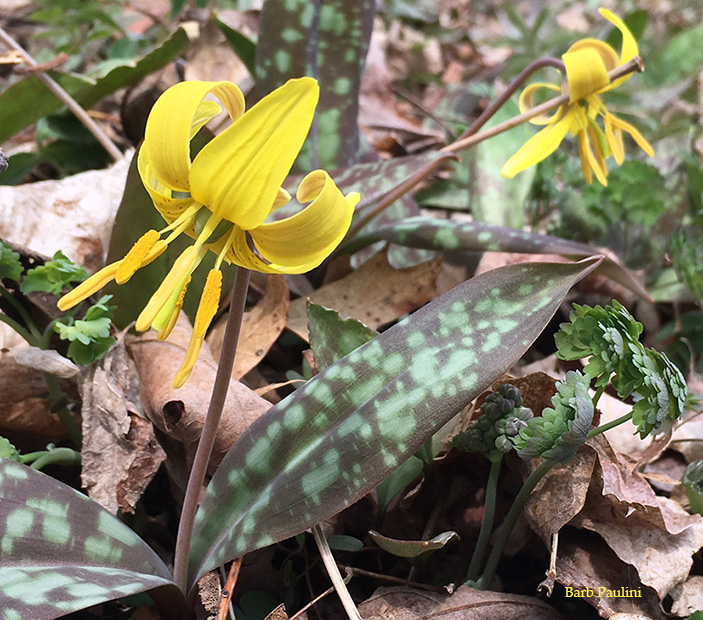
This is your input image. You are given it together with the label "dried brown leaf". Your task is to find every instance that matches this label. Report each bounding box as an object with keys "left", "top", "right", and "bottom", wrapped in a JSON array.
[
  {"left": 670, "top": 575, "right": 703, "bottom": 617},
  {"left": 80, "top": 341, "right": 165, "bottom": 514},
  {"left": 288, "top": 249, "right": 443, "bottom": 340},
  {"left": 127, "top": 313, "right": 271, "bottom": 481},
  {"left": 208, "top": 274, "right": 289, "bottom": 379},
  {"left": 357, "top": 585, "right": 567, "bottom": 620}
]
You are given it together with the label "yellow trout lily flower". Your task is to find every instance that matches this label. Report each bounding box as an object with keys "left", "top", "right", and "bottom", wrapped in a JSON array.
[
  {"left": 501, "top": 9, "right": 654, "bottom": 185},
  {"left": 58, "top": 77, "right": 359, "bottom": 387}
]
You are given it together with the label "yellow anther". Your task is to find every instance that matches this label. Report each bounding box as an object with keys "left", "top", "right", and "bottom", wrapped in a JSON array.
[
  {"left": 194, "top": 269, "right": 222, "bottom": 337},
  {"left": 115, "top": 230, "right": 161, "bottom": 284}
]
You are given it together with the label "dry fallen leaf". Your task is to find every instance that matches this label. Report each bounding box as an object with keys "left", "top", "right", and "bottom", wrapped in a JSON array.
[
  {"left": 127, "top": 313, "right": 271, "bottom": 485},
  {"left": 0, "top": 154, "right": 131, "bottom": 272},
  {"left": 80, "top": 340, "right": 165, "bottom": 514},
  {"left": 669, "top": 575, "right": 703, "bottom": 617},
  {"left": 357, "top": 585, "right": 568, "bottom": 620},
  {"left": 288, "top": 249, "right": 443, "bottom": 340},
  {"left": 208, "top": 274, "right": 289, "bottom": 379}
]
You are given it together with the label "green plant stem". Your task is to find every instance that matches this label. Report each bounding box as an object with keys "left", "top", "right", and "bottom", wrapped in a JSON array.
[
  {"left": 477, "top": 458, "right": 556, "bottom": 589},
  {"left": 591, "top": 383, "right": 607, "bottom": 410},
  {"left": 0, "top": 313, "right": 37, "bottom": 346},
  {"left": 27, "top": 447, "right": 81, "bottom": 470},
  {"left": 587, "top": 411, "right": 633, "bottom": 440},
  {"left": 173, "top": 266, "right": 251, "bottom": 595},
  {"left": 0, "top": 26, "right": 123, "bottom": 162},
  {"left": 466, "top": 454, "right": 502, "bottom": 583},
  {"left": 0, "top": 286, "right": 42, "bottom": 343},
  {"left": 44, "top": 372, "right": 82, "bottom": 446},
  {"left": 312, "top": 524, "right": 362, "bottom": 620}
]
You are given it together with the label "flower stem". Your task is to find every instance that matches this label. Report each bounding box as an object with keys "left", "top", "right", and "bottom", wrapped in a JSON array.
[
  {"left": 312, "top": 524, "right": 362, "bottom": 620},
  {"left": 444, "top": 57, "right": 644, "bottom": 154},
  {"left": 173, "top": 266, "right": 251, "bottom": 595},
  {"left": 0, "top": 26, "right": 122, "bottom": 162},
  {"left": 0, "top": 312, "right": 36, "bottom": 347},
  {"left": 587, "top": 411, "right": 633, "bottom": 440},
  {"left": 455, "top": 57, "right": 565, "bottom": 142},
  {"left": 476, "top": 458, "right": 556, "bottom": 589},
  {"left": 465, "top": 454, "right": 502, "bottom": 583},
  {"left": 26, "top": 446, "right": 81, "bottom": 471},
  {"left": 0, "top": 285, "right": 42, "bottom": 343}
]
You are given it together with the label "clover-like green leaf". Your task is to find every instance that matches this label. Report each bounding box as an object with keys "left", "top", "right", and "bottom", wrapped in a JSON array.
[
  {"left": 684, "top": 460, "right": 703, "bottom": 516},
  {"left": 188, "top": 257, "right": 602, "bottom": 588},
  {"left": 0, "top": 460, "right": 181, "bottom": 618},
  {"left": 54, "top": 295, "right": 115, "bottom": 365},
  {"left": 0, "top": 240, "right": 23, "bottom": 281},
  {"left": 20, "top": 250, "right": 88, "bottom": 296}
]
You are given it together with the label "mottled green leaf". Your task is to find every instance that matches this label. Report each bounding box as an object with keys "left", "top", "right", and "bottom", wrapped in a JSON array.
[
  {"left": 308, "top": 302, "right": 377, "bottom": 371},
  {"left": 256, "top": 0, "right": 374, "bottom": 169},
  {"left": 341, "top": 216, "right": 650, "bottom": 300},
  {"left": 188, "top": 257, "right": 602, "bottom": 587},
  {"left": 0, "top": 461, "right": 181, "bottom": 618},
  {"left": 375, "top": 455, "right": 423, "bottom": 513},
  {"left": 0, "top": 28, "right": 189, "bottom": 144},
  {"left": 369, "top": 530, "right": 459, "bottom": 558}
]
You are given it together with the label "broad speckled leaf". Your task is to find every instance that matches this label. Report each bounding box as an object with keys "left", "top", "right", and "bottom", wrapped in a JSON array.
[
  {"left": 0, "top": 461, "right": 181, "bottom": 618},
  {"left": 256, "top": 0, "right": 374, "bottom": 170},
  {"left": 0, "top": 28, "right": 189, "bottom": 144},
  {"left": 188, "top": 257, "right": 602, "bottom": 587},
  {"left": 341, "top": 216, "right": 650, "bottom": 300},
  {"left": 308, "top": 302, "right": 377, "bottom": 371}
]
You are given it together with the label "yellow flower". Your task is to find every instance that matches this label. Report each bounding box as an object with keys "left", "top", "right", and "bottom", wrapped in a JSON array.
[
  {"left": 58, "top": 77, "right": 359, "bottom": 387},
  {"left": 501, "top": 9, "right": 654, "bottom": 185}
]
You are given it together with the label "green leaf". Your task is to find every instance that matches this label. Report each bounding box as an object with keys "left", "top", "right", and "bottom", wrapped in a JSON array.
[
  {"left": 369, "top": 530, "right": 458, "bottom": 559},
  {"left": 188, "top": 257, "right": 602, "bottom": 587},
  {"left": 375, "top": 455, "right": 423, "bottom": 513},
  {"left": 0, "top": 437, "right": 20, "bottom": 460},
  {"left": 55, "top": 295, "right": 116, "bottom": 365},
  {"left": 216, "top": 15, "right": 256, "bottom": 76},
  {"left": 0, "top": 460, "right": 182, "bottom": 618},
  {"left": 683, "top": 459, "right": 703, "bottom": 516},
  {"left": 256, "top": 0, "right": 374, "bottom": 170},
  {"left": 308, "top": 302, "right": 377, "bottom": 371},
  {"left": 0, "top": 240, "right": 23, "bottom": 281},
  {"left": 20, "top": 250, "right": 88, "bottom": 295},
  {"left": 341, "top": 216, "right": 650, "bottom": 300},
  {"left": 326, "top": 534, "right": 363, "bottom": 552},
  {"left": 515, "top": 371, "right": 594, "bottom": 463},
  {"left": 0, "top": 28, "right": 190, "bottom": 144}
]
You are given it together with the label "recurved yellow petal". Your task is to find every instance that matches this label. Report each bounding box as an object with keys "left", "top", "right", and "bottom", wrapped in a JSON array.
[
  {"left": 189, "top": 77, "right": 319, "bottom": 231},
  {"left": 501, "top": 117, "right": 571, "bottom": 179},
  {"left": 142, "top": 81, "right": 245, "bottom": 193},
  {"left": 563, "top": 47, "right": 610, "bottom": 103},
  {"left": 247, "top": 171, "right": 357, "bottom": 272},
  {"left": 599, "top": 8, "right": 639, "bottom": 88},
  {"left": 519, "top": 82, "right": 563, "bottom": 125},
  {"left": 604, "top": 113, "right": 654, "bottom": 163}
]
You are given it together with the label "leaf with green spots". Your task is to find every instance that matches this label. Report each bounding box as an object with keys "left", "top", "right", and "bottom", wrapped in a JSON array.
[
  {"left": 0, "top": 28, "right": 190, "bottom": 144},
  {"left": 0, "top": 460, "right": 182, "bottom": 618},
  {"left": 20, "top": 250, "right": 88, "bottom": 296},
  {"left": 188, "top": 257, "right": 602, "bottom": 587},
  {"left": 0, "top": 240, "right": 23, "bottom": 281},
  {"left": 340, "top": 216, "right": 651, "bottom": 300},
  {"left": 308, "top": 302, "right": 377, "bottom": 371},
  {"left": 256, "top": 0, "right": 374, "bottom": 170}
]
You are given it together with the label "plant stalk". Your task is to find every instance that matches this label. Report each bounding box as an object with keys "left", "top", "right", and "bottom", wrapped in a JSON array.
[
  {"left": 477, "top": 458, "right": 556, "bottom": 589},
  {"left": 312, "top": 524, "right": 362, "bottom": 620},
  {"left": 466, "top": 454, "right": 502, "bottom": 583},
  {"left": 587, "top": 411, "right": 633, "bottom": 439},
  {"left": 173, "top": 267, "right": 251, "bottom": 594},
  {"left": 0, "top": 26, "right": 123, "bottom": 162}
]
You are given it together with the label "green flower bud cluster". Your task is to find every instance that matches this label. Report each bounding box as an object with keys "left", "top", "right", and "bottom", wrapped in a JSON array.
[
  {"left": 453, "top": 384, "right": 533, "bottom": 459},
  {"left": 514, "top": 371, "right": 594, "bottom": 463},
  {"left": 555, "top": 301, "right": 687, "bottom": 438}
]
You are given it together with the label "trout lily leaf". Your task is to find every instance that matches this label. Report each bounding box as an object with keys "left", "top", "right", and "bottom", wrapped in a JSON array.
[{"left": 58, "top": 77, "right": 359, "bottom": 387}]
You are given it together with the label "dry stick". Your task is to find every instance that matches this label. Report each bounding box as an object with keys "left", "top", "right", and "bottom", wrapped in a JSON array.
[
  {"left": 0, "top": 26, "right": 123, "bottom": 162},
  {"left": 217, "top": 558, "right": 243, "bottom": 620},
  {"left": 173, "top": 267, "right": 252, "bottom": 595},
  {"left": 312, "top": 524, "right": 362, "bottom": 620}
]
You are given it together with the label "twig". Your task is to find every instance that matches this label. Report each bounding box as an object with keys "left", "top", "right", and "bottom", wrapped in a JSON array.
[
  {"left": 312, "top": 524, "right": 362, "bottom": 620},
  {"left": 173, "top": 267, "right": 252, "bottom": 594},
  {"left": 0, "top": 26, "right": 123, "bottom": 162},
  {"left": 218, "top": 558, "right": 242, "bottom": 620}
]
